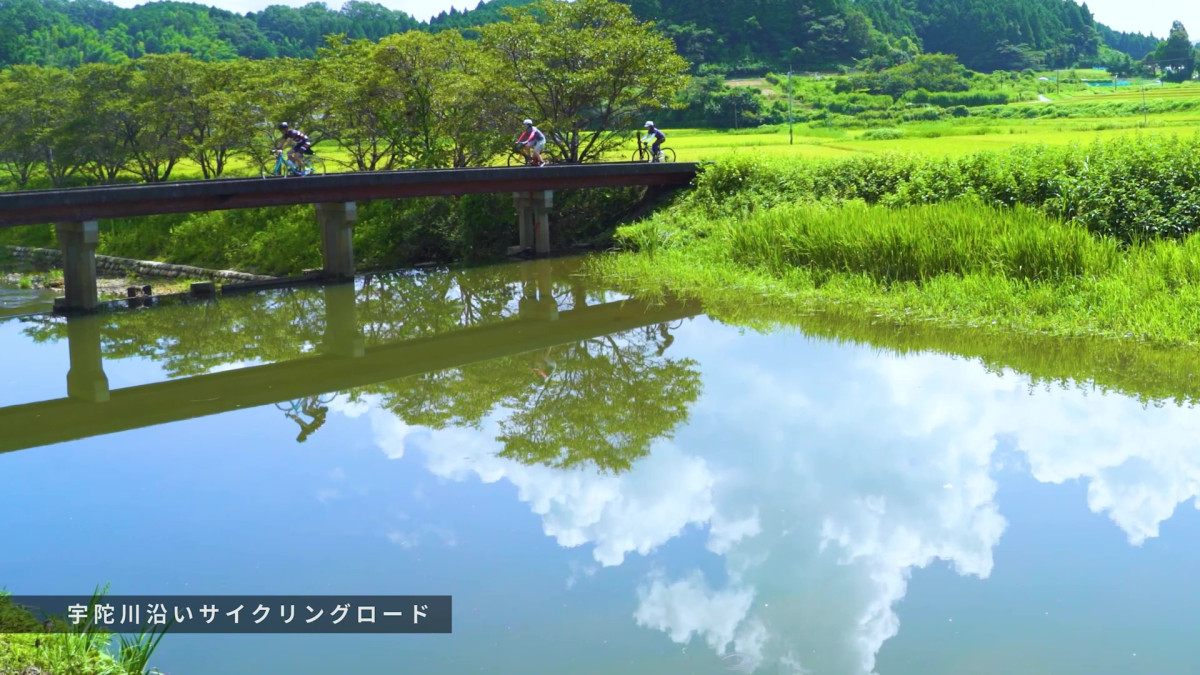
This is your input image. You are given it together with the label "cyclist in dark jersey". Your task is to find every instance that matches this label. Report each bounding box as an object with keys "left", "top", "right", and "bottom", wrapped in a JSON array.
[
  {"left": 277, "top": 122, "right": 313, "bottom": 173},
  {"left": 643, "top": 121, "right": 666, "bottom": 162}
]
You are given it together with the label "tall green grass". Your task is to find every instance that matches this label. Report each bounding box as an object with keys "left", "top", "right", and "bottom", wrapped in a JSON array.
[
  {"left": 674, "top": 133, "right": 1200, "bottom": 243},
  {"left": 0, "top": 586, "right": 169, "bottom": 675},
  {"left": 596, "top": 149, "right": 1200, "bottom": 346},
  {"left": 721, "top": 200, "right": 1121, "bottom": 283}
]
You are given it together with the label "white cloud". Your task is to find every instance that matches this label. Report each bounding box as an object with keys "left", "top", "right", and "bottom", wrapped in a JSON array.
[
  {"left": 634, "top": 571, "right": 763, "bottom": 668},
  {"left": 347, "top": 319, "right": 1200, "bottom": 674},
  {"left": 406, "top": 422, "right": 717, "bottom": 566}
]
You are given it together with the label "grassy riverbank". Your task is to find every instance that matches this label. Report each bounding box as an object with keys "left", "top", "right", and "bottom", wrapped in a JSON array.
[
  {"left": 0, "top": 590, "right": 167, "bottom": 675},
  {"left": 591, "top": 133, "right": 1200, "bottom": 347}
]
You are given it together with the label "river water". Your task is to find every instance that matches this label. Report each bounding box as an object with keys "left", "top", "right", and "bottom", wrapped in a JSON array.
[
  {"left": 0, "top": 282, "right": 56, "bottom": 318},
  {"left": 2, "top": 255, "right": 1198, "bottom": 674}
]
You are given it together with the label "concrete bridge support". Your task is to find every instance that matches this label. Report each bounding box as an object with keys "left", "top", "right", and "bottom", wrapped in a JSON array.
[
  {"left": 53, "top": 221, "right": 100, "bottom": 313},
  {"left": 65, "top": 316, "right": 109, "bottom": 402},
  {"left": 518, "top": 258, "right": 559, "bottom": 320},
  {"left": 316, "top": 202, "right": 357, "bottom": 279},
  {"left": 322, "top": 281, "right": 365, "bottom": 358},
  {"left": 513, "top": 191, "right": 553, "bottom": 255}
]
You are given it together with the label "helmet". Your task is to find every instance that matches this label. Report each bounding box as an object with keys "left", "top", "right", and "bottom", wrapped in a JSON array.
[
  {"left": 644, "top": 121, "right": 654, "bottom": 128},
  {"left": 278, "top": 122, "right": 289, "bottom": 130},
  {"left": 523, "top": 118, "right": 533, "bottom": 125}
]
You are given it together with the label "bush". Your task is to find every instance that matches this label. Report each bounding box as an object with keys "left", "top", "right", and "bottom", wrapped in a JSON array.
[{"left": 860, "top": 128, "right": 904, "bottom": 140}]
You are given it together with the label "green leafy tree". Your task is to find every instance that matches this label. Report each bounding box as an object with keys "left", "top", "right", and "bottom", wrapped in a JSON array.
[
  {"left": 435, "top": 34, "right": 521, "bottom": 168},
  {"left": 480, "top": 0, "right": 689, "bottom": 163},
  {"left": 370, "top": 30, "right": 517, "bottom": 168},
  {"left": 241, "top": 57, "right": 323, "bottom": 172},
  {"left": 0, "top": 65, "right": 75, "bottom": 188},
  {"left": 1155, "top": 21, "right": 1195, "bottom": 81},
  {"left": 184, "top": 59, "right": 261, "bottom": 178},
  {"left": 312, "top": 35, "right": 410, "bottom": 171},
  {"left": 125, "top": 53, "right": 197, "bottom": 182},
  {"left": 63, "top": 61, "right": 134, "bottom": 184}
]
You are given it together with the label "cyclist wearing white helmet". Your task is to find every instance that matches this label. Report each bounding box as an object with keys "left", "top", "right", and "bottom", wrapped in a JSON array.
[
  {"left": 642, "top": 121, "right": 666, "bottom": 163},
  {"left": 516, "top": 118, "right": 547, "bottom": 166}
]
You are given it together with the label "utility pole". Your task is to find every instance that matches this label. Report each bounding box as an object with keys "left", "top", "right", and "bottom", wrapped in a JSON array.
[{"left": 788, "top": 68, "right": 794, "bottom": 145}]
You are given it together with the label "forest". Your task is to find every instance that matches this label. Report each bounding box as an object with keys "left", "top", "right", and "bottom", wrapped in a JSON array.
[{"left": 0, "top": 0, "right": 1174, "bottom": 73}]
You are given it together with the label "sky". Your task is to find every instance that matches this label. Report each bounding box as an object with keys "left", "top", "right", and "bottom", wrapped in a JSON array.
[{"left": 103, "top": 0, "right": 1200, "bottom": 37}]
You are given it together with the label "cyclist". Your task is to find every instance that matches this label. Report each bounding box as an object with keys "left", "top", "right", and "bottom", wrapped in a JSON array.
[
  {"left": 515, "top": 118, "right": 547, "bottom": 166},
  {"left": 642, "top": 121, "right": 666, "bottom": 162},
  {"left": 276, "top": 122, "right": 313, "bottom": 174}
]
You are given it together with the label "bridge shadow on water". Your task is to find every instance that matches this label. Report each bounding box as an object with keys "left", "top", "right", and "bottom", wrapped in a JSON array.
[{"left": 0, "top": 257, "right": 705, "bottom": 471}]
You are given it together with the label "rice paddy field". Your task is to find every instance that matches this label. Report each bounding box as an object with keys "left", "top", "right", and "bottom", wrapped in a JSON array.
[{"left": 646, "top": 84, "right": 1200, "bottom": 161}]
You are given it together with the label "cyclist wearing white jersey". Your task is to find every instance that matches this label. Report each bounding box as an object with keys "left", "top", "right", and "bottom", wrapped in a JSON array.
[{"left": 516, "top": 118, "right": 547, "bottom": 166}]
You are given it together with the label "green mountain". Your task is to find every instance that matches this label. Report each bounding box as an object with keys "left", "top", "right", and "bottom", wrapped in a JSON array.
[
  {"left": 435, "top": 0, "right": 1162, "bottom": 71},
  {"left": 0, "top": 0, "right": 1170, "bottom": 72},
  {"left": 0, "top": 0, "right": 421, "bottom": 66}
]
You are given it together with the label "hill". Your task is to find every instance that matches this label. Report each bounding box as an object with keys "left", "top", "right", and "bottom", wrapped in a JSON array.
[
  {"left": 0, "top": 0, "right": 1172, "bottom": 73},
  {"left": 438, "top": 0, "right": 1161, "bottom": 72}
]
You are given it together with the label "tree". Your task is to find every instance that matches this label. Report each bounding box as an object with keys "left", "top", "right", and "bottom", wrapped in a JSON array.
[
  {"left": 63, "top": 61, "right": 135, "bottom": 184},
  {"left": 1158, "top": 21, "right": 1195, "bottom": 81},
  {"left": 312, "top": 35, "right": 409, "bottom": 171},
  {"left": 124, "top": 53, "right": 197, "bottom": 182},
  {"left": 0, "top": 65, "right": 75, "bottom": 188},
  {"left": 184, "top": 59, "right": 261, "bottom": 178},
  {"left": 480, "top": 0, "right": 689, "bottom": 164}
]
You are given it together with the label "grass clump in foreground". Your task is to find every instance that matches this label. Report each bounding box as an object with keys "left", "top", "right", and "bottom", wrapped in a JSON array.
[
  {"left": 593, "top": 188, "right": 1200, "bottom": 348},
  {"left": 0, "top": 589, "right": 169, "bottom": 675}
]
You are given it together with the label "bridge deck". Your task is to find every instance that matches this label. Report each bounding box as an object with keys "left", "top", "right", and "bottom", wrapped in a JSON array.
[{"left": 0, "top": 162, "right": 698, "bottom": 228}]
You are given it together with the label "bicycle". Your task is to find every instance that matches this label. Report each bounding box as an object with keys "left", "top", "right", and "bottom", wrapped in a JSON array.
[
  {"left": 506, "top": 142, "right": 556, "bottom": 167},
  {"left": 632, "top": 138, "right": 675, "bottom": 163},
  {"left": 263, "top": 149, "right": 326, "bottom": 177}
]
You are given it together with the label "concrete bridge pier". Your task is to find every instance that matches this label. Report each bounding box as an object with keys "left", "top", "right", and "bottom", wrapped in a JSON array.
[
  {"left": 53, "top": 220, "right": 100, "bottom": 313},
  {"left": 514, "top": 191, "right": 553, "bottom": 254},
  {"left": 65, "top": 315, "right": 109, "bottom": 402},
  {"left": 316, "top": 202, "right": 357, "bottom": 279},
  {"left": 518, "top": 258, "right": 559, "bottom": 320},
  {"left": 322, "top": 281, "right": 365, "bottom": 358}
]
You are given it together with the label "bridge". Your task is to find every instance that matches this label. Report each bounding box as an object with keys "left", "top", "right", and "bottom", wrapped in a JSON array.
[
  {"left": 0, "top": 162, "right": 698, "bottom": 312},
  {"left": 0, "top": 265, "right": 703, "bottom": 456}
]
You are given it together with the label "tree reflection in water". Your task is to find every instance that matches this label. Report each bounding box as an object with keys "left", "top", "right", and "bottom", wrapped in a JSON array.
[{"left": 14, "top": 259, "right": 704, "bottom": 474}]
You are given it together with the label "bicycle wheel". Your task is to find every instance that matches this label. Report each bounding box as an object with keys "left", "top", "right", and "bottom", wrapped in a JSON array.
[
  {"left": 660, "top": 147, "right": 676, "bottom": 162},
  {"left": 507, "top": 152, "right": 524, "bottom": 167},
  {"left": 306, "top": 157, "right": 326, "bottom": 175},
  {"left": 631, "top": 149, "right": 643, "bottom": 163}
]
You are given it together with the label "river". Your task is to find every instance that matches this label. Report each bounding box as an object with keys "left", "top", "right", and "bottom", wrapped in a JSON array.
[
  {"left": 0, "top": 281, "right": 57, "bottom": 318},
  {"left": 2, "top": 255, "right": 1198, "bottom": 674}
]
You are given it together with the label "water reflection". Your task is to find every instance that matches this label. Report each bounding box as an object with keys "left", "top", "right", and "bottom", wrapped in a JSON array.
[
  {"left": 366, "top": 321, "right": 1200, "bottom": 674},
  {"left": 4, "top": 258, "right": 1200, "bottom": 674},
  {"left": 0, "top": 258, "right": 703, "bottom": 472},
  {"left": 277, "top": 394, "right": 336, "bottom": 443},
  {"left": 0, "top": 283, "right": 56, "bottom": 318}
]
